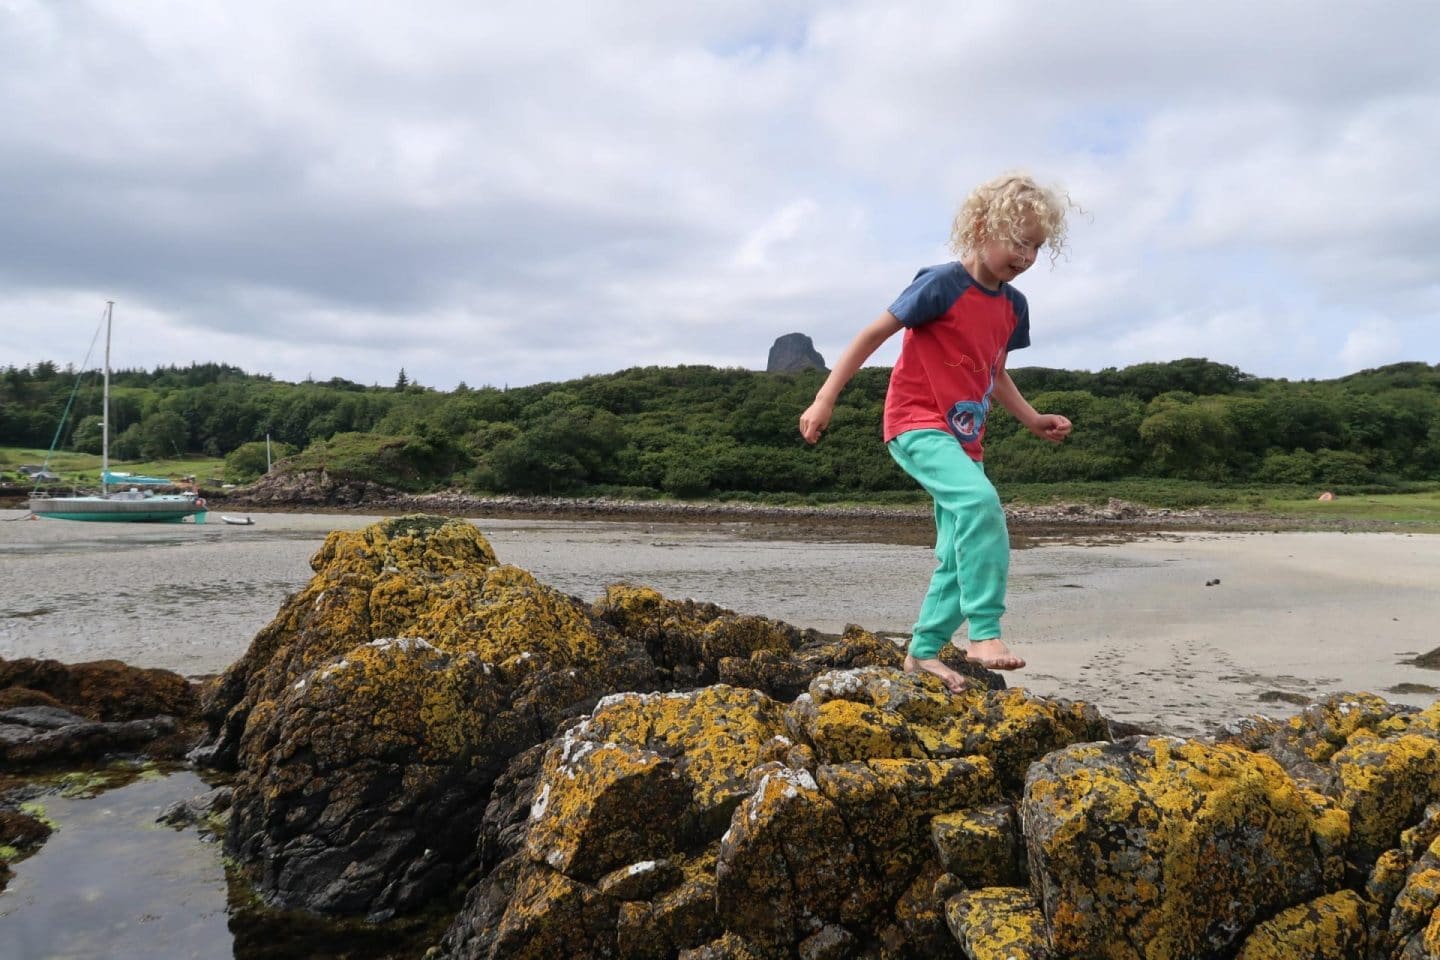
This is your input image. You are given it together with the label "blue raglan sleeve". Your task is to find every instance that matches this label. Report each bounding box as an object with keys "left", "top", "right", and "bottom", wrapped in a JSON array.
[
  {"left": 1005, "top": 287, "right": 1031, "bottom": 351},
  {"left": 887, "top": 265, "right": 956, "bottom": 328}
]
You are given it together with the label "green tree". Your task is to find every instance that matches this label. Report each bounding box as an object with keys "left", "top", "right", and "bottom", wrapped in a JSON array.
[
  {"left": 136, "top": 410, "right": 189, "bottom": 459},
  {"left": 71, "top": 415, "right": 105, "bottom": 455},
  {"left": 110, "top": 422, "right": 143, "bottom": 460},
  {"left": 1137, "top": 395, "right": 1238, "bottom": 480},
  {"left": 989, "top": 391, "right": 1145, "bottom": 482},
  {"left": 489, "top": 407, "right": 626, "bottom": 494},
  {"left": 1312, "top": 449, "right": 1373, "bottom": 485},
  {"left": 1255, "top": 449, "right": 1316, "bottom": 484}
]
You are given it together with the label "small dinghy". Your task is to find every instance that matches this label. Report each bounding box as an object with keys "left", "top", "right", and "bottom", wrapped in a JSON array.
[{"left": 220, "top": 515, "right": 255, "bottom": 526}]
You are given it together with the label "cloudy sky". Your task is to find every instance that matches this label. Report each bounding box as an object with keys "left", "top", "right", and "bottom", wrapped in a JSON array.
[{"left": 2, "top": 1, "right": 1437, "bottom": 391}]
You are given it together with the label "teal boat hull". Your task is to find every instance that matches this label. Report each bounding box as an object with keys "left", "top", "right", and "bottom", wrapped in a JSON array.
[{"left": 29, "top": 495, "right": 207, "bottom": 523}]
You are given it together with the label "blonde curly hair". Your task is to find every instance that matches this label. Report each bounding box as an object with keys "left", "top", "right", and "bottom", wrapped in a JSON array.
[{"left": 949, "top": 172, "right": 1074, "bottom": 264}]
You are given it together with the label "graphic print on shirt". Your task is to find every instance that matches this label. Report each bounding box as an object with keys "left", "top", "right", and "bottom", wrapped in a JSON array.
[
  {"left": 943, "top": 353, "right": 987, "bottom": 374},
  {"left": 945, "top": 357, "right": 999, "bottom": 444}
]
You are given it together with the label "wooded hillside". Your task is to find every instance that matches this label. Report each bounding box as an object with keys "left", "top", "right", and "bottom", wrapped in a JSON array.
[{"left": 2, "top": 358, "right": 1436, "bottom": 497}]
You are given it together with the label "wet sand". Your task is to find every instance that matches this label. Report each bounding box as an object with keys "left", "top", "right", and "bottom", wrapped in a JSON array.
[{"left": 1, "top": 510, "right": 1436, "bottom": 737}]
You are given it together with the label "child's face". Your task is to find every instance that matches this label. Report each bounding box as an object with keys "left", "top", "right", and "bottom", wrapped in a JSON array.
[{"left": 974, "top": 219, "right": 1047, "bottom": 286}]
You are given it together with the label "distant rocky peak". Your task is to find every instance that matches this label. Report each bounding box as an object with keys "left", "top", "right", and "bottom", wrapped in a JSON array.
[{"left": 767, "top": 333, "right": 828, "bottom": 373}]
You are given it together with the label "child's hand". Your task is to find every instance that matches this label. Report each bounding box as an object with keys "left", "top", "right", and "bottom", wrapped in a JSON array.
[
  {"left": 799, "top": 401, "right": 834, "bottom": 444},
  {"left": 1030, "top": 414, "right": 1072, "bottom": 443}
]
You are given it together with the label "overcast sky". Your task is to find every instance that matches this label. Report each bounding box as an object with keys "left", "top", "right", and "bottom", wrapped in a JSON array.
[{"left": 2, "top": 1, "right": 1437, "bottom": 391}]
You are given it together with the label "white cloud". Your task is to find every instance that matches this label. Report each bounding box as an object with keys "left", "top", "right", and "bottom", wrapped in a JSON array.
[
  {"left": 1, "top": 0, "right": 1438, "bottom": 389},
  {"left": 1339, "top": 318, "right": 1404, "bottom": 373}
]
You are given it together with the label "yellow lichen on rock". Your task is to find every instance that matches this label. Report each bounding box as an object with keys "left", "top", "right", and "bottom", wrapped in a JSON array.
[
  {"left": 1284, "top": 692, "right": 1414, "bottom": 763},
  {"left": 593, "top": 586, "right": 798, "bottom": 679},
  {"left": 931, "top": 802, "right": 1022, "bottom": 886},
  {"left": 211, "top": 518, "right": 504, "bottom": 754},
  {"left": 1025, "top": 737, "right": 1348, "bottom": 959},
  {"left": 1146, "top": 740, "right": 1346, "bottom": 956},
  {"left": 802, "top": 668, "right": 1106, "bottom": 795},
  {"left": 944, "top": 886, "right": 1053, "bottom": 960},
  {"left": 610, "top": 849, "right": 725, "bottom": 959},
  {"left": 953, "top": 688, "right": 1111, "bottom": 788},
  {"left": 1332, "top": 733, "right": 1440, "bottom": 864},
  {"left": 716, "top": 766, "right": 876, "bottom": 950},
  {"left": 1420, "top": 906, "right": 1440, "bottom": 958},
  {"left": 675, "top": 932, "right": 765, "bottom": 960},
  {"left": 1379, "top": 832, "right": 1440, "bottom": 955},
  {"left": 525, "top": 738, "right": 691, "bottom": 881},
  {"left": 698, "top": 616, "right": 795, "bottom": 664},
  {"left": 863, "top": 756, "right": 999, "bottom": 815},
  {"left": 1231, "top": 890, "right": 1372, "bottom": 959},
  {"left": 813, "top": 754, "right": 1000, "bottom": 896},
  {"left": 592, "top": 583, "right": 672, "bottom": 631},
  {"left": 1406, "top": 701, "right": 1440, "bottom": 739},
  {"left": 213, "top": 515, "right": 1440, "bottom": 957},
  {"left": 412, "top": 563, "right": 612, "bottom": 667},
  {"left": 307, "top": 515, "right": 498, "bottom": 579},
  {"left": 275, "top": 637, "right": 496, "bottom": 766},
  {"left": 809, "top": 664, "right": 958, "bottom": 728},
  {"left": 807, "top": 698, "right": 927, "bottom": 763},
  {"left": 581, "top": 686, "right": 789, "bottom": 822},
  {"left": 490, "top": 863, "right": 612, "bottom": 960},
  {"left": 814, "top": 760, "right": 925, "bottom": 892}
]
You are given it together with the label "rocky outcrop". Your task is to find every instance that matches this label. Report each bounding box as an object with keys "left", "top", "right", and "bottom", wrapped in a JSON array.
[
  {"left": 0, "top": 657, "right": 201, "bottom": 767},
  {"left": 427, "top": 687, "right": 1440, "bottom": 959},
  {"left": 199, "top": 515, "right": 927, "bottom": 922},
  {"left": 1022, "top": 737, "right": 1346, "bottom": 958},
  {"left": 436, "top": 670, "right": 1106, "bottom": 959},
  {"left": 766, "top": 333, "right": 827, "bottom": 374},
  {"left": 180, "top": 514, "right": 1440, "bottom": 957},
  {"left": 0, "top": 656, "right": 198, "bottom": 722},
  {"left": 231, "top": 468, "right": 403, "bottom": 506},
  {"left": 202, "top": 516, "right": 651, "bottom": 919}
]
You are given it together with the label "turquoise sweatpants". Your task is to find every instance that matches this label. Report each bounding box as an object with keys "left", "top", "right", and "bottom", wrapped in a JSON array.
[{"left": 887, "top": 429, "right": 1009, "bottom": 659}]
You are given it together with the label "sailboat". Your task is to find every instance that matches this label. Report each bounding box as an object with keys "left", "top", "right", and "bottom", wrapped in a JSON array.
[{"left": 28, "top": 302, "right": 208, "bottom": 523}]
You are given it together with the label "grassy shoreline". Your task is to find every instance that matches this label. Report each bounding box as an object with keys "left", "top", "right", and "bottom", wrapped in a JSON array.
[{"left": 195, "top": 489, "right": 1440, "bottom": 541}]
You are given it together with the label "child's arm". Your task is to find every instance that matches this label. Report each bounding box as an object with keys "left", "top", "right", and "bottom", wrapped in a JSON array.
[
  {"left": 799, "top": 311, "right": 904, "bottom": 444},
  {"left": 992, "top": 365, "right": 1072, "bottom": 443}
]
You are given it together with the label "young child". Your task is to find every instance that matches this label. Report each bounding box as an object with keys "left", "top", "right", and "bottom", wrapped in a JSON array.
[{"left": 799, "top": 172, "right": 1075, "bottom": 693}]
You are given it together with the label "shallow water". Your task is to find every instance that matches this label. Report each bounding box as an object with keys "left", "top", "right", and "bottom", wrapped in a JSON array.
[{"left": 0, "top": 770, "right": 229, "bottom": 960}]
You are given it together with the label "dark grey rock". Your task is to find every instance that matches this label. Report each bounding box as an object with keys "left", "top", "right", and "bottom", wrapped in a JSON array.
[
  {"left": 0, "top": 713, "right": 177, "bottom": 765},
  {"left": 766, "top": 333, "right": 827, "bottom": 373},
  {"left": 0, "top": 706, "right": 89, "bottom": 729},
  {"left": 157, "top": 786, "right": 234, "bottom": 828},
  {"left": 799, "top": 924, "right": 858, "bottom": 959}
]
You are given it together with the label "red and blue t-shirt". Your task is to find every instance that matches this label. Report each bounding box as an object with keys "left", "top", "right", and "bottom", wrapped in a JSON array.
[{"left": 882, "top": 262, "right": 1030, "bottom": 461}]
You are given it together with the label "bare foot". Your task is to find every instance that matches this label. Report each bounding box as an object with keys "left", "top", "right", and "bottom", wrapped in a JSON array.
[
  {"left": 965, "top": 639, "right": 1026, "bottom": 670},
  {"left": 904, "top": 653, "right": 967, "bottom": 693}
]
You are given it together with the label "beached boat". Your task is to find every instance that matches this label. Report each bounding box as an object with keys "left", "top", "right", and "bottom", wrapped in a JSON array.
[
  {"left": 220, "top": 515, "right": 255, "bottom": 526},
  {"left": 28, "top": 302, "right": 208, "bottom": 524}
]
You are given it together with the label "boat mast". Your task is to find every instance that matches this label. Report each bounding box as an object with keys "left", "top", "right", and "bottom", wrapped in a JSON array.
[{"left": 101, "top": 300, "right": 113, "bottom": 496}]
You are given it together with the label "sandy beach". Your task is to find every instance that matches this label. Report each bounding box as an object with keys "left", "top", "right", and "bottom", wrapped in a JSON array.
[{"left": 1, "top": 509, "right": 1436, "bottom": 737}]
